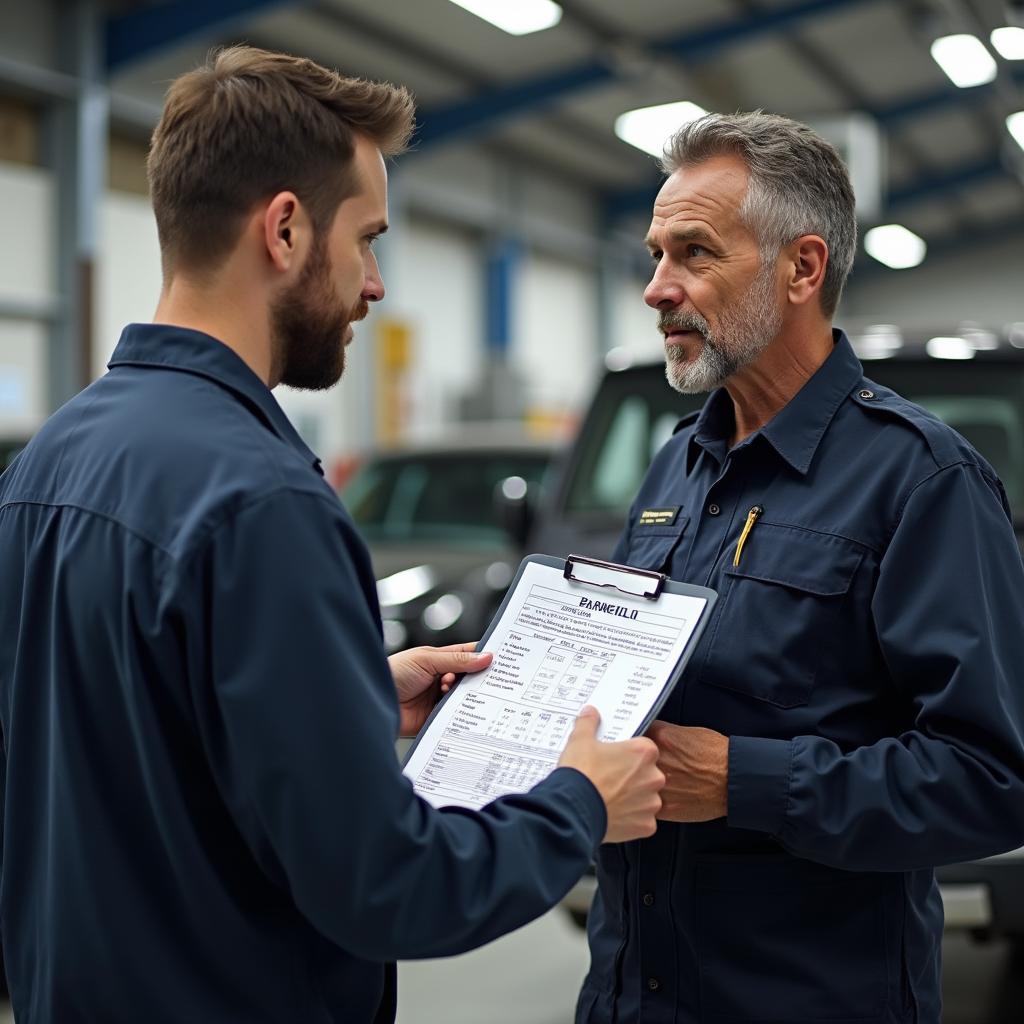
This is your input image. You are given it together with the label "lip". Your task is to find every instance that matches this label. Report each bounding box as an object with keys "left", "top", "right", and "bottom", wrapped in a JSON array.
[{"left": 664, "top": 329, "right": 699, "bottom": 342}]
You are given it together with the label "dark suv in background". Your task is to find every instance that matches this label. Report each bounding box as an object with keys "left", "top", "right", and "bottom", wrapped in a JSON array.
[
  {"left": 526, "top": 324, "right": 1024, "bottom": 946},
  {"left": 341, "top": 432, "right": 553, "bottom": 653}
]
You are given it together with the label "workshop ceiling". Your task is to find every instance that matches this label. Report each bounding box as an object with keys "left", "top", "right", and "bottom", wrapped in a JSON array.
[{"left": 105, "top": 0, "right": 1024, "bottom": 251}]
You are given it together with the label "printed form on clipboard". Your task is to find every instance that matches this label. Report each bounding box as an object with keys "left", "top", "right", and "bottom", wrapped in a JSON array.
[{"left": 402, "top": 553, "right": 718, "bottom": 811}]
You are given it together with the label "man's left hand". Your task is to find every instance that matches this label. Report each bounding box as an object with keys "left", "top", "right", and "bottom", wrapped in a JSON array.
[
  {"left": 390, "top": 642, "right": 493, "bottom": 737},
  {"left": 645, "top": 721, "right": 729, "bottom": 822}
]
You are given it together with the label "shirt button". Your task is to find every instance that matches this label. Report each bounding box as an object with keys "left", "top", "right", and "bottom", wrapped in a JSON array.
[
  {"left": 858, "top": 389, "right": 875, "bottom": 400},
  {"left": 642, "top": 892, "right": 655, "bottom": 907},
  {"left": 647, "top": 977, "right": 660, "bottom": 991},
  {"left": 707, "top": 503, "right": 721, "bottom": 516}
]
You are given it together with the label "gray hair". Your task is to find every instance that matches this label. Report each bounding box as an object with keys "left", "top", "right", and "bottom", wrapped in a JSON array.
[{"left": 661, "top": 111, "right": 856, "bottom": 317}]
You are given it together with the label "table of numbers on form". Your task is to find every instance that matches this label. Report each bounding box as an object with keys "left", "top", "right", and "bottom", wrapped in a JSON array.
[{"left": 410, "top": 575, "right": 693, "bottom": 810}]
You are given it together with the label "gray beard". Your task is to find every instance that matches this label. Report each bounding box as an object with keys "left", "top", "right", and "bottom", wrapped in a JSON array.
[{"left": 662, "top": 262, "right": 783, "bottom": 394}]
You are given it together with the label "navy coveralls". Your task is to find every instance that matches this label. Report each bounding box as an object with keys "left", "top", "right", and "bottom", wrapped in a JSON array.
[
  {"left": 0, "top": 324, "right": 606, "bottom": 1023},
  {"left": 578, "top": 331, "right": 1024, "bottom": 1024}
]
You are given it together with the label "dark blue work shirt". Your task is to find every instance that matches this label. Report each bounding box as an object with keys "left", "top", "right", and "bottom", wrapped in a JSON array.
[
  {"left": 0, "top": 324, "right": 606, "bottom": 1024},
  {"left": 578, "top": 331, "right": 1024, "bottom": 1024}
]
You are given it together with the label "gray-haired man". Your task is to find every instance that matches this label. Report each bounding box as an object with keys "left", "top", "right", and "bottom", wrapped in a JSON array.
[{"left": 578, "top": 111, "right": 1024, "bottom": 1024}]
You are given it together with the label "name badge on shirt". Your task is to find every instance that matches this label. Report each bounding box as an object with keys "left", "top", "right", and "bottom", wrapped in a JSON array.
[{"left": 637, "top": 506, "right": 681, "bottom": 527}]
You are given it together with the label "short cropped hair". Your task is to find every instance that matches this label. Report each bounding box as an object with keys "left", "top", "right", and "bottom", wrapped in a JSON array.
[
  {"left": 662, "top": 112, "right": 856, "bottom": 317},
  {"left": 147, "top": 45, "right": 415, "bottom": 275}
]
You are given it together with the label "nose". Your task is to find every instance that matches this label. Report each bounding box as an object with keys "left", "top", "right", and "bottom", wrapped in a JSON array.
[
  {"left": 643, "top": 260, "right": 685, "bottom": 311},
  {"left": 362, "top": 250, "right": 385, "bottom": 303}
]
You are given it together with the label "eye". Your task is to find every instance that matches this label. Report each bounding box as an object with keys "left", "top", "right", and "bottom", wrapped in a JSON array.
[
  {"left": 687, "top": 243, "right": 708, "bottom": 258},
  {"left": 649, "top": 250, "right": 663, "bottom": 264}
]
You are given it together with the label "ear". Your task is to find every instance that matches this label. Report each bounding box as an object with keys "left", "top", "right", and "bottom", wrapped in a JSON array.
[
  {"left": 262, "top": 191, "right": 311, "bottom": 274},
  {"left": 784, "top": 234, "right": 829, "bottom": 308}
]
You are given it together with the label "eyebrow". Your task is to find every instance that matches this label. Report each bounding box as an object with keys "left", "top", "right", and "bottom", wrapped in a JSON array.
[{"left": 644, "top": 226, "right": 718, "bottom": 250}]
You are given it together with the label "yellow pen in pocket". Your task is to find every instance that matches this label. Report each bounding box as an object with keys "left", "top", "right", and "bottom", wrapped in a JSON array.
[{"left": 733, "top": 504, "right": 764, "bottom": 567}]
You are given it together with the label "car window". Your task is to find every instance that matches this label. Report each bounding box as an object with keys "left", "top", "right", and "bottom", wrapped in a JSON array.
[
  {"left": 343, "top": 452, "right": 551, "bottom": 544},
  {"left": 563, "top": 370, "right": 702, "bottom": 518},
  {"left": 559, "top": 357, "right": 1024, "bottom": 528},
  {"left": 865, "top": 361, "right": 1024, "bottom": 514}
]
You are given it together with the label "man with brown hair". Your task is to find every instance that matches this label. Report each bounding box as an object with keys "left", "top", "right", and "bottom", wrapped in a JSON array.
[{"left": 0, "top": 47, "right": 663, "bottom": 1023}]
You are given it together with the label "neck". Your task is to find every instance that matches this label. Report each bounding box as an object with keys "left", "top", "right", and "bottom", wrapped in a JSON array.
[
  {"left": 725, "top": 322, "right": 834, "bottom": 446},
  {"left": 153, "top": 270, "right": 274, "bottom": 386}
]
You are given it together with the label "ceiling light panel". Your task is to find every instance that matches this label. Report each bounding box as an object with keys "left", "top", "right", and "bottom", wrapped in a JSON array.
[
  {"left": 929, "top": 34, "right": 998, "bottom": 88},
  {"left": 863, "top": 224, "right": 927, "bottom": 269},
  {"left": 447, "top": 0, "right": 562, "bottom": 36},
  {"left": 1007, "top": 111, "right": 1024, "bottom": 151},
  {"left": 614, "top": 101, "right": 708, "bottom": 157},
  {"left": 991, "top": 27, "right": 1024, "bottom": 59}
]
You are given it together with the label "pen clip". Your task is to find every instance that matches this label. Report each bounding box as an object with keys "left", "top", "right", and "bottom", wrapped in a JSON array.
[{"left": 564, "top": 554, "right": 666, "bottom": 600}]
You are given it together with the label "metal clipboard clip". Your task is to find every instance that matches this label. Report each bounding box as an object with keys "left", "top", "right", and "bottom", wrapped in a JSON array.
[{"left": 563, "top": 554, "right": 667, "bottom": 601}]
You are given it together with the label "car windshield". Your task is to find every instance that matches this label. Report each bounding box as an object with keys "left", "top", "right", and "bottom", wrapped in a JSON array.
[
  {"left": 342, "top": 450, "right": 551, "bottom": 544},
  {"left": 563, "top": 369, "right": 704, "bottom": 521},
  {"left": 563, "top": 358, "right": 1024, "bottom": 524},
  {"left": 865, "top": 359, "right": 1024, "bottom": 514}
]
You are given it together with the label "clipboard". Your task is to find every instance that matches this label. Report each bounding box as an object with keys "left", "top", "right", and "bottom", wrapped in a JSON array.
[{"left": 402, "top": 553, "right": 718, "bottom": 809}]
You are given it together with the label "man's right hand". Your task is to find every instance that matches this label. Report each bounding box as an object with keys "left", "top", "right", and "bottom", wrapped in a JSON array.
[{"left": 557, "top": 706, "right": 664, "bottom": 843}]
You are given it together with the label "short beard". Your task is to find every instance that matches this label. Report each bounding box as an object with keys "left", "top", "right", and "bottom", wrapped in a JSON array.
[
  {"left": 271, "top": 235, "right": 367, "bottom": 391},
  {"left": 661, "top": 258, "right": 782, "bottom": 395}
]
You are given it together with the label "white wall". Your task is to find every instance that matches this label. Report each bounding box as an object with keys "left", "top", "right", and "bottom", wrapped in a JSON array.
[
  {"left": 517, "top": 253, "right": 601, "bottom": 417},
  {"left": 0, "top": 155, "right": 613, "bottom": 461},
  {"left": 609, "top": 275, "right": 661, "bottom": 361},
  {"left": 96, "top": 190, "right": 162, "bottom": 373},
  {"left": 393, "top": 219, "right": 484, "bottom": 437},
  {"left": 0, "top": 163, "right": 53, "bottom": 434}
]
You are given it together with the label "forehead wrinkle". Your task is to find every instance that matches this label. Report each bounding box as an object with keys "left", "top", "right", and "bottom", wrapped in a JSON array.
[{"left": 644, "top": 214, "right": 724, "bottom": 252}]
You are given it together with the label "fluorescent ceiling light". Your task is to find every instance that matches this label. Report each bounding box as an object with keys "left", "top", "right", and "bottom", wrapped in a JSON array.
[
  {"left": 961, "top": 326, "right": 998, "bottom": 350},
  {"left": 930, "top": 34, "right": 997, "bottom": 87},
  {"left": 447, "top": 0, "right": 562, "bottom": 35},
  {"left": 852, "top": 324, "right": 903, "bottom": 359},
  {"left": 615, "top": 101, "right": 708, "bottom": 157},
  {"left": 863, "top": 224, "right": 927, "bottom": 269},
  {"left": 991, "top": 26, "right": 1024, "bottom": 59},
  {"left": 927, "top": 337, "right": 975, "bottom": 360},
  {"left": 1007, "top": 111, "right": 1024, "bottom": 150}
]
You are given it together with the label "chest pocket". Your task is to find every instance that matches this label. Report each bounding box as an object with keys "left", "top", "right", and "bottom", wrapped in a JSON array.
[
  {"left": 624, "top": 515, "right": 689, "bottom": 573},
  {"left": 699, "top": 523, "right": 864, "bottom": 709}
]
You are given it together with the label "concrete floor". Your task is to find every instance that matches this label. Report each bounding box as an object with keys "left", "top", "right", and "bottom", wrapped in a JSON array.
[{"left": 1, "top": 914, "right": 1020, "bottom": 1022}]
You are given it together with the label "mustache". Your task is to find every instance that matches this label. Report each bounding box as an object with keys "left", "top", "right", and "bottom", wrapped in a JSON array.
[
  {"left": 658, "top": 309, "right": 711, "bottom": 339},
  {"left": 350, "top": 298, "right": 370, "bottom": 323}
]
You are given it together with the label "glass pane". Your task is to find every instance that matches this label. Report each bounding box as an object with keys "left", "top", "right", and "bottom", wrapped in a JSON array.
[{"left": 866, "top": 362, "right": 1024, "bottom": 513}]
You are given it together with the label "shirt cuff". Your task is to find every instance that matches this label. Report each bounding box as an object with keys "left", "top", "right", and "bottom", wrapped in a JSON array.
[
  {"left": 536, "top": 766, "right": 608, "bottom": 850},
  {"left": 727, "top": 735, "right": 794, "bottom": 836}
]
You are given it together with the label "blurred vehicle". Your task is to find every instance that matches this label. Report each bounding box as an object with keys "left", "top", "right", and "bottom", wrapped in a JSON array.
[
  {"left": 341, "top": 432, "right": 555, "bottom": 653},
  {"left": 1, "top": 437, "right": 29, "bottom": 474},
  {"left": 529, "top": 325, "right": 1024, "bottom": 944}
]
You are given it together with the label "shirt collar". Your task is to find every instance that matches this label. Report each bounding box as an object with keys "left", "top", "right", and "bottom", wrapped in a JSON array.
[
  {"left": 107, "top": 323, "right": 323, "bottom": 474},
  {"left": 687, "top": 329, "right": 863, "bottom": 476}
]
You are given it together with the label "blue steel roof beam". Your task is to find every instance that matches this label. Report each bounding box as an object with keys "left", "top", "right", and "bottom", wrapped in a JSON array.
[
  {"left": 886, "top": 156, "right": 1006, "bottom": 208},
  {"left": 416, "top": 0, "right": 876, "bottom": 148},
  {"left": 876, "top": 66, "right": 1024, "bottom": 124},
  {"left": 106, "top": 0, "right": 312, "bottom": 74}
]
